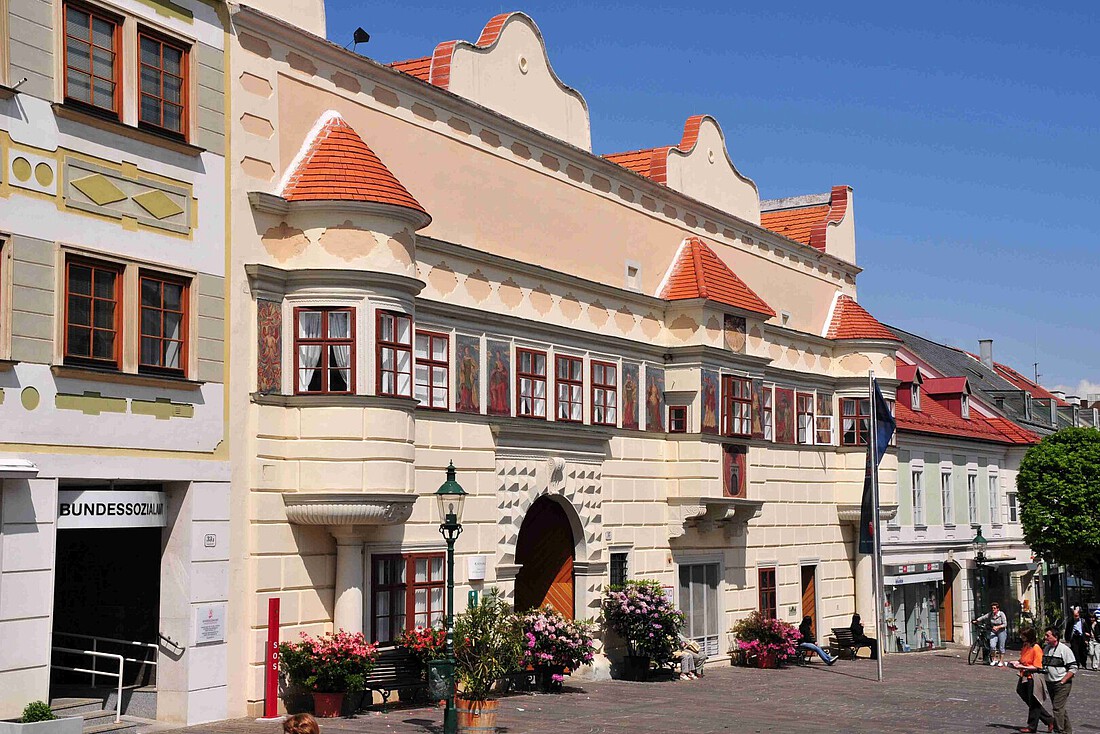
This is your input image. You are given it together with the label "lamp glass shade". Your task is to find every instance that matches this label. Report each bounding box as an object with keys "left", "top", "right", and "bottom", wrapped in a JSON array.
[
  {"left": 435, "top": 462, "right": 467, "bottom": 525},
  {"left": 972, "top": 526, "right": 988, "bottom": 557}
]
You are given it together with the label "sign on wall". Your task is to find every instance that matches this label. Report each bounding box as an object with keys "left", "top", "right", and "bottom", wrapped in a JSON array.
[
  {"left": 467, "top": 555, "right": 487, "bottom": 581},
  {"left": 195, "top": 603, "right": 227, "bottom": 645},
  {"left": 57, "top": 490, "right": 168, "bottom": 529}
]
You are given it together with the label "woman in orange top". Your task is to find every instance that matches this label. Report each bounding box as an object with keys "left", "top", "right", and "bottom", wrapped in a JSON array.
[{"left": 1012, "top": 628, "right": 1053, "bottom": 733}]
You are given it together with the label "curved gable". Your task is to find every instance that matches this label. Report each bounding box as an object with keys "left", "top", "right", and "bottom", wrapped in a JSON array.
[
  {"left": 664, "top": 115, "right": 761, "bottom": 224},
  {"left": 811, "top": 185, "right": 855, "bottom": 263}
]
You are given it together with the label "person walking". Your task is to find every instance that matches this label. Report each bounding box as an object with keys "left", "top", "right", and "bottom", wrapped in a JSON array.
[
  {"left": 850, "top": 613, "right": 878, "bottom": 660},
  {"left": 974, "top": 601, "right": 1009, "bottom": 666},
  {"left": 1064, "top": 607, "right": 1087, "bottom": 670},
  {"left": 1009, "top": 627, "right": 1053, "bottom": 733},
  {"left": 798, "top": 616, "right": 837, "bottom": 665},
  {"left": 1042, "top": 627, "right": 1078, "bottom": 734},
  {"left": 1087, "top": 610, "right": 1100, "bottom": 672}
]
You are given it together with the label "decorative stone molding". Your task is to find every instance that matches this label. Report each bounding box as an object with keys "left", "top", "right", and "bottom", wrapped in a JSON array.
[
  {"left": 667, "top": 496, "right": 764, "bottom": 539},
  {"left": 0, "top": 458, "right": 39, "bottom": 479},
  {"left": 245, "top": 263, "right": 425, "bottom": 301},
  {"left": 836, "top": 503, "right": 898, "bottom": 525},
  {"left": 282, "top": 492, "right": 417, "bottom": 527}
]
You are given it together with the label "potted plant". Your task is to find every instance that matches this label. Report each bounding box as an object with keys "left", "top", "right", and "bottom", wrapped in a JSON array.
[
  {"left": 602, "top": 579, "right": 684, "bottom": 680},
  {"left": 278, "top": 630, "right": 379, "bottom": 717},
  {"left": 519, "top": 606, "right": 596, "bottom": 692},
  {"left": 728, "top": 611, "right": 801, "bottom": 668},
  {"left": 397, "top": 625, "right": 448, "bottom": 678},
  {"left": 0, "top": 702, "right": 81, "bottom": 734},
  {"left": 453, "top": 588, "right": 523, "bottom": 730}
]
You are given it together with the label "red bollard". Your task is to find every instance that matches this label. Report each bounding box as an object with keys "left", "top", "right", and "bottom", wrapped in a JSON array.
[{"left": 264, "top": 598, "right": 280, "bottom": 719}]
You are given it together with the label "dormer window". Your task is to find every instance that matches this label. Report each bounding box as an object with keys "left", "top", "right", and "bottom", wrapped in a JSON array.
[
  {"left": 911, "top": 384, "right": 921, "bottom": 411},
  {"left": 961, "top": 393, "right": 970, "bottom": 419}
]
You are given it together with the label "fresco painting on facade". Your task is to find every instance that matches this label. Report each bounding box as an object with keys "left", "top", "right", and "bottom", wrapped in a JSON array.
[
  {"left": 775, "top": 387, "right": 796, "bottom": 444},
  {"left": 256, "top": 300, "right": 282, "bottom": 393},
  {"left": 723, "top": 445, "right": 747, "bottom": 497},
  {"left": 487, "top": 340, "right": 511, "bottom": 415},
  {"left": 701, "top": 369, "right": 720, "bottom": 434},
  {"left": 455, "top": 335, "right": 481, "bottom": 414},
  {"left": 621, "top": 362, "right": 640, "bottom": 430},
  {"left": 645, "top": 366, "right": 665, "bottom": 433},
  {"left": 724, "top": 314, "right": 746, "bottom": 353}
]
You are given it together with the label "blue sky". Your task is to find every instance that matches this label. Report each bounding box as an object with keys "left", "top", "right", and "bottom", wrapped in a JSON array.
[{"left": 325, "top": 0, "right": 1099, "bottom": 395}]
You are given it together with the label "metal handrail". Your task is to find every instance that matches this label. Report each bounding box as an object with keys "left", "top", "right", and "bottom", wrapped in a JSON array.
[
  {"left": 53, "top": 632, "right": 157, "bottom": 688},
  {"left": 51, "top": 647, "right": 124, "bottom": 723}
]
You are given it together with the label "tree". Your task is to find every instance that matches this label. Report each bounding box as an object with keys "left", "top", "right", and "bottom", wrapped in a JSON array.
[{"left": 1017, "top": 427, "right": 1100, "bottom": 574}]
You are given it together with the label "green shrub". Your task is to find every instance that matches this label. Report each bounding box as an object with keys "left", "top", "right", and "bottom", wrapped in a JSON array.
[
  {"left": 21, "top": 701, "right": 57, "bottom": 723},
  {"left": 454, "top": 588, "right": 523, "bottom": 701}
]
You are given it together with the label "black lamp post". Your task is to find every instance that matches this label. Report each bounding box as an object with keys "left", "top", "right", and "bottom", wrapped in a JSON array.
[
  {"left": 435, "top": 462, "right": 467, "bottom": 734},
  {"left": 972, "top": 526, "right": 988, "bottom": 628}
]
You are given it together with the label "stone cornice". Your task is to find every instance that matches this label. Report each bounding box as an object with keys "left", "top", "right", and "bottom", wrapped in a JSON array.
[
  {"left": 490, "top": 420, "right": 611, "bottom": 461},
  {"left": 245, "top": 263, "right": 425, "bottom": 300},
  {"left": 667, "top": 496, "right": 764, "bottom": 539},
  {"left": 836, "top": 503, "right": 899, "bottom": 525},
  {"left": 248, "top": 191, "right": 432, "bottom": 230},
  {"left": 282, "top": 492, "right": 417, "bottom": 526},
  {"left": 251, "top": 392, "right": 419, "bottom": 411}
]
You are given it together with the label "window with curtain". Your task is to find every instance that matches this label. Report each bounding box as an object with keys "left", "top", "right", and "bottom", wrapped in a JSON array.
[
  {"left": 796, "top": 392, "right": 814, "bottom": 444},
  {"left": 591, "top": 361, "right": 617, "bottom": 426},
  {"left": 377, "top": 310, "right": 412, "bottom": 397},
  {"left": 65, "top": 258, "right": 122, "bottom": 368},
  {"left": 139, "top": 29, "right": 188, "bottom": 137},
  {"left": 517, "top": 348, "right": 547, "bottom": 418},
  {"left": 841, "top": 398, "right": 872, "bottom": 446},
  {"left": 556, "top": 355, "right": 582, "bottom": 422},
  {"left": 414, "top": 330, "right": 449, "bottom": 410},
  {"left": 64, "top": 2, "right": 120, "bottom": 116},
  {"left": 371, "top": 553, "right": 445, "bottom": 644},
  {"left": 139, "top": 272, "right": 188, "bottom": 374},
  {"left": 815, "top": 392, "right": 834, "bottom": 444},
  {"left": 295, "top": 308, "right": 353, "bottom": 394},
  {"left": 722, "top": 376, "right": 752, "bottom": 436}
]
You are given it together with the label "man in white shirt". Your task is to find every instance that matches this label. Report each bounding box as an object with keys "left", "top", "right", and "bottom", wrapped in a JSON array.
[{"left": 1043, "top": 627, "right": 1078, "bottom": 734}]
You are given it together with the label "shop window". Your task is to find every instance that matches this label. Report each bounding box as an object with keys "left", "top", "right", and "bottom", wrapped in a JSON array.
[
  {"left": 762, "top": 386, "right": 773, "bottom": 441},
  {"left": 796, "top": 392, "right": 814, "bottom": 445},
  {"left": 941, "top": 471, "right": 954, "bottom": 526},
  {"left": 371, "top": 553, "right": 445, "bottom": 644},
  {"left": 414, "top": 330, "right": 449, "bottom": 410},
  {"left": 967, "top": 473, "right": 979, "bottom": 525},
  {"left": 139, "top": 272, "right": 188, "bottom": 375},
  {"left": 555, "top": 354, "right": 582, "bottom": 422},
  {"left": 295, "top": 308, "right": 353, "bottom": 394},
  {"left": 591, "top": 361, "right": 617, "bottom": 426},
  {"left": 758, "top": 567, "right": 777, "bottom": 620},
  {"left": 723, "top": 445, "right": 746, "bottom": 497},
  {"left": 138, "top": 29, "right": 188, "bottom": 138},
  {"left": 64, "top": 2, "right": 121, "bottom": 117},
  {"left": 516, "top": 348, "right": 546, "bottom": 418},
  {"left": 841, "top": 398, "right": 871, "bottom": 446},
  {"left": 722, "top": 375, "right": 752, "bottom": 437},
  {"left": 377, "top": 310, "right": 412, "bottom": 397},
  {"left": 815, "top": 392, "right": 834, "bottom": 444},
  {"left": 65, "top": 258, "right": 122, "bottom": 368},
  {"left": 679, "top": 562, "right": 720, "bottom": 656},
  {"left": 668, "top": 405, "right": 688, "bottom": 433},
  {"left": 609, "top": 552, "right": 629, "bottom": 588},
  {"left": 911, "top": 469, "right": 925, "bottom": 526}
]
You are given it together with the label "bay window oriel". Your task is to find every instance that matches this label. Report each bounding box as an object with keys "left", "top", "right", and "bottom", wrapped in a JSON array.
[
  {"left": 555, "top": 354, "right": 582, "bottom": 422},
  {"left": 377, "top": 310, "right": 412, "bottom": 397},
  {"left": 414, "top": 330, "right": 449, "bottom": 410},
  {"left": 841, "top": 397, "right": 872, "bottom": 446},
  {"left": 294, "top": 307, "right": 353, "bottom": 394},
  {"left": 722, "top": 375, "right": 752, "bottom": 437},
  {"left": 516, "top": 348, "right": 547, "bottom": 418},
  {"left": 591, "top": 360, "right": 617, "bottom": 426}
]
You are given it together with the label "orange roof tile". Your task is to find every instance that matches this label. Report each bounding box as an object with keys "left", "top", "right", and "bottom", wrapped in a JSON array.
[
  {"left": 281, "top": 114, "right": 427, "bottom": 216},
  {"left": 826, "top": 295, "right": 897, "bottom": 341},
  {"left": 389, "top": 56, "right": 430, "bottom": 81},
  {"left": 389, "top": 13, "right": 515, "bottom": 90},
  {"left": 992, "top": 362, "right": 1068, "bottom": 406},
  {"left": 896, "top": 389, "right": 1035, "bottom": 445},
  {"left": 659, "top": 237, "right": 775, "bottom": 317},
  {"left": 602, "top": 115, "right": 710, "bottom": 184},
  {"left": 760, "top": 204, "right": 829, "bottom": 246},
  {"left": 985, "top": 416, "right": 1041, "bottom": 444}
]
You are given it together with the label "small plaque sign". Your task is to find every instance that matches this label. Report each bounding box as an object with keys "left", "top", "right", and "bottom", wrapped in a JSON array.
[
  {"left": 195, "top": 603, "right": 227, "bottom": 645},
  {"left": 467, "top": 555, "right": 487, "bottom": 581}
]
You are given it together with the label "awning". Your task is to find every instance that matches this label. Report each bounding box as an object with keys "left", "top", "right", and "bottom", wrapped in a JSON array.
[
  {"left": 982, "top": 559, "right": 1037, "bottom": 571},
  {"left": 0, "top": 458, "right": 39, "bottom": 479},
  {"left": 884, "top": 571, "right": 942, "bottom": 586}
]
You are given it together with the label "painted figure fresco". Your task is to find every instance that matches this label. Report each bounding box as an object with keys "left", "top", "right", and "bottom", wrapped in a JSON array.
[
  {"left": 622, "top": 362, "right": 639, "bottom": 430},
  {"left": 775, "top": 387, "right": 796, "bottom": 444},
  {"left": 645, "top": 366, "right": 665, "bottom": 433},
  {"left": 487, "top": 340, "right": 511, "bottom": 416},
  {"left": 751, "top": 378, "right": 765, "bottom": 439},
  {"left": 722, "top": 445, "right": 747, "bottom": 497},
  {"left": 701, "top": 369, "right": 719, "bottom": 434},
  {"left": 456, "top": 335, "right": 481, "bottom": 414},
  {"left": 256, "top": 300, "right": 281, "bottom": 393},
  {"left": 724, "top": 314, "right": 746, "bottom": 353}
]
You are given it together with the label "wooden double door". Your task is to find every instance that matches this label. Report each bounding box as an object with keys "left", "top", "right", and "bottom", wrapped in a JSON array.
[{"left": 514, "top": 497, "right": 575, "bottom": 618}]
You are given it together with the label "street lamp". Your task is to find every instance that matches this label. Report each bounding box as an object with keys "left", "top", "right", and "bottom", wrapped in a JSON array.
[
  {"left": 972, "top": 526, "right": 988, "bottom": 635},
  {"left": 434, "top": 462, "right": 467, "bottom": 734}
]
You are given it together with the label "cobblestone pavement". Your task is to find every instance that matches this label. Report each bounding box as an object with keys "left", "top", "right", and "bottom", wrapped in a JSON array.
[{"left": 170, "top": 651, "right": 1100, "bottom": 734}]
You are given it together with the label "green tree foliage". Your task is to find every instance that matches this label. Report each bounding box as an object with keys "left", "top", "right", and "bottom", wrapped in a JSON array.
[{"left": 1017, "top": 428, "right": 1100, "bottom": 569}]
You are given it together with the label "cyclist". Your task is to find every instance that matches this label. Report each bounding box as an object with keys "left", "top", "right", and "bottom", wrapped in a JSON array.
[{"left": 973, "top": 601, "right": 1008, "bottom": 666}]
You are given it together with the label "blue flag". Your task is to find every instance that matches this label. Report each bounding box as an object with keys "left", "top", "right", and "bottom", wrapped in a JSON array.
[{"left": 858, "top": 379, "right": 896, "bottom": 554}]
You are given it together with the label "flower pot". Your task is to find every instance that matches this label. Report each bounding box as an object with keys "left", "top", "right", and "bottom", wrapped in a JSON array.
[
  {"left": 620, "top": 654, "right": 651, "bottom": 681},
  {"left": 534, "top": 665, "right": 566, "bottom": 692},
  {"left": 312, "top": 692, "right": 345, "bottom": 718},
  {"left": 756, "top": 651, "right": 778, "bottom": 669},
  {"left": 0, "top": 718, "right": 83, "bottom": 734},
  {"left": 456, "top": 697, "right": 499, "bottom": 732}
]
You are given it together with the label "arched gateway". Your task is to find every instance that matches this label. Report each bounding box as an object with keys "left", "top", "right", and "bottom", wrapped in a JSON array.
[{"left": 515, "top": 497, "right": 576, "bottom": 617}]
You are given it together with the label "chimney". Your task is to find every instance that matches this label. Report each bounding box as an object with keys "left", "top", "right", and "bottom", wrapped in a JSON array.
[
  {"left": 1052, "top": 390, "right": 1066, "bottom": 402},
  {"left": 978, "top": 339, "right": 994, "bottom": 369}
]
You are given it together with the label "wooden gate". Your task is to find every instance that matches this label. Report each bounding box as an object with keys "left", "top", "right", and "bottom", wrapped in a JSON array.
[{"left": 514, "top": 497, "right": 575, "bottom": 618}]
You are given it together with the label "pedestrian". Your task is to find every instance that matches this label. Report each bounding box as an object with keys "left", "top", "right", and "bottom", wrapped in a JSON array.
[
  {"left": 974, "top": 601, "right": 1009, "bottom": 666},
  {"left": 1088, "top": 610, "right": 1100, "bottom": 672},
  {"left": 676, "top": 632, "right": 707, "bottom": 680},
  {"left": 798, "top": 616, "right": 837, "bottom": 665},
  {"left": 1009, "top": 627, "right": 1053, "bottom": 733},
  {"left": 849, "top": 613, "right": 878, "bottom": 660},
  {"left": 283, "top": 714, "right": 319, "bottom": 734},
  {"left": 1063, "top": 606, "right": 1087, "bottom": 669},
  {"left": 1042, "top": 626, "right": 1078, "bottom": 734}
]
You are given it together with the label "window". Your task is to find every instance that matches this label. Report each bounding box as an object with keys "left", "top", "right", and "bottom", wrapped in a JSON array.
[
  {"left": 912, "top": 469, "right": 925, "bottom": 526},
  {"left": 138, "top": 30, "right": 187, "bottom": 137},
  {"left": 679, "top": 563, "right": 720, "bottom": 656},
  {"left": 911, "top": 384, "right": 921, "bottom": 411},
  {"left": 1007, "top": 492, "right": 1018, "bottom": 523},
  {"left": 295, "top": 308, "right": 353, "bottom": 394},
  {"left": 841, "top": 398, "right": 871, "bottom": 446},
  {"left": 988, "top": 475, "right": 999, "bottom": 525},
  {"left": 941, "top": 471, "right": 954, "bottom": 526},
  {"left": 669, "top": 405, "right": 687, "bottom": 433},
  {"left": 758, "top": 567, "right": 777, "bottom": 620},
  {"left": 591, "top": 361, "right": 617, "bottom": 426},
  {"left": 815, "top": 393, "right": 834, "bottom": 444},
  {"left": 961, "top": 393, "right": 970, "bottom": 419},
  {"left": 371, "top": 553, "right": 445, "bottom": 643},
  {"left": 414, "top": 331, "right": 448, "bottom": 410},
  {"left": 762, "top": 386, "right": 773, "bottom": 441},
  {"left": 65, "top": 258, "right": 122, "bottom": 368},
  {"left": 722, "top": 375, "right": 752, "bottom": 436},
  {"left": 967, "top": 473, "right": 979, "bottom": 525},
  {"left": 797, "top": 392, "right": 814, "bottom": 445},
  {"left": 377, "top": 311, "right": 412, "bottom": 397},
  {"left": 516, "top": 348, "right": 547, "bottom": 418},
  {"left": 609, "top": 552, "right": 629, "bottom": 588},
  {"left": 555, "top": 355, "right": 582, "bottom": 422},
  {"left": 64, "top": 2, "right": 121, "bottom": 116},
  {"left": 139, "top": 272, "right": 187, "bottom": 374}
]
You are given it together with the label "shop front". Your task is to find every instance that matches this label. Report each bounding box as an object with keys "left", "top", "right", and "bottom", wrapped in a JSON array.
[{"left": 883, "top": 561, "right": 944, "bottom": 652}]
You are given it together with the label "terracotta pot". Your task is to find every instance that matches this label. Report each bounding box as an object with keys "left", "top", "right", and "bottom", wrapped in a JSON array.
[
  {"left": 312, "top": 692, "right": 344, "bottom": 718},
  {"left": 456, "top": 697, "right": 499, "bottom": 732},
  {"left": 756, "top": 651, "right": 778, "bottom": 669}
]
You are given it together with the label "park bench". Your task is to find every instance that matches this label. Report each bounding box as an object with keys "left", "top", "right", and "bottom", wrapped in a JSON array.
[
  {"left": 359, "top": 647, "right": 428, "bottom": 711},
  {"left": 827, "top": 628, "right": 870, "bottom": 660}
]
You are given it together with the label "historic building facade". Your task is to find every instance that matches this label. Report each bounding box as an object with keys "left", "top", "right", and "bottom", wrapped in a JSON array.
[{"left": 0, "top": 0, "right": 229, "bottom": 723}]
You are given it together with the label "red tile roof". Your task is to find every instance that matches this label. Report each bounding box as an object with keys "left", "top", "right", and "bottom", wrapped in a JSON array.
[
  {"left": 760, "top": 204, "right": 829, "bottom": 245},
  {"left": 923, "top": 377, "right": 969, "bottom": 395},
  {"left": 991, "top": 362, "right": 1068, "bottom": 406},
  {"left": 659, "top": 237, "right": 775, "bottom": 317},
  {"left": 389, "top": 13, "right": 514, "bottom": 90},
  {"left": 895, "top": 387, "right": 1036, "bottom": 445},
  {"left": 281, "top": 114, "right": 427, "bottom": 215},
  {"left": 389, "top": 56, "right": 430, "bottom": 81},
  {"left": 986, "top": 417, "right": 1041, "bottom": 444},
  {"left": 896, "top": 363, "right": 920, "bottom": 384},
  {"left": 825, "top": 295, "right": 897, "bottom": 340},
  {"left": 602, "top": 115, "right": 710, "bottom": 185}
]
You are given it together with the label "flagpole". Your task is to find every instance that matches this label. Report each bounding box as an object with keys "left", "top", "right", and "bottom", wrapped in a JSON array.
[{"left": 869, "top": 370, "right": 884, "bottom": 683}]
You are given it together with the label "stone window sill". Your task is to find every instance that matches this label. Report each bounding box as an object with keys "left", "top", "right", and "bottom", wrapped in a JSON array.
[
  {"left": 52, "top": 364, "right": 204, "bottom": 391},
  {"left": 53, "top": 103, "right": 205, "bottom": 157}
]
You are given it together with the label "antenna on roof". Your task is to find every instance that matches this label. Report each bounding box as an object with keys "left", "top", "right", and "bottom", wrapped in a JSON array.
[
  {"left": 346, "top": 27, "right": 370, "bottom": 52},
  {"left": 1034, "top": 362, "right": 1041, "bottom": 384}
]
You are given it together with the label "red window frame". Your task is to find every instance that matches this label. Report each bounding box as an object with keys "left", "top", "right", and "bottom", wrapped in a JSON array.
[
  {"left": 669, "top": 405, "right": 688, "bottom": 433},
  {"left": 370, "top": 552, "right": 445, "bottom": 644},
  {"left": 555, "top": 354, "right": 583, "bottom": 423},
  {"left": 722, "top": 375, "right": 752, "bottom": 437},
  {"left": 516, "top": 348, "right": 547, "bottom": 418},
  {"left": 377, "top": 310, "right": 412, "bottom": 397},
  {"left": 841, "top": 397, "right": 872, "bottom": 446},
  {"left": 138, "top": 28, "right": 189, "bottom": 139},
  {"left": 293, "top": 307, "right": 355, "bottom": 395},
  {"left": 64, "top": 257, "right": 123, "bottom": 369},
  {"left": 414, "top": 330, "right": 449, "bottom": 410},
  {"left": 63, "top": 1, "right": 122, "bottom": 117},
  {"left": 139, "top": 271, "right": 189, "bottom": 376},
  {"left": 758, "top": 567, "right": 777, "bottom": 620},
  {"left": 796, "top": 392, "right": 814, "bottom": 445},
  {"left": 591, "top": 361, "right": 617, "bottom": 426}
]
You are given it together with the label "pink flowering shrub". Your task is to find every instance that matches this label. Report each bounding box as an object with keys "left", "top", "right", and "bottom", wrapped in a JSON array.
[
  {"left": 520, "top": 606, "right": 596, "bottom": 671},
  {"left": 601, "top": 579, "right": 684, "bottom": 663},
  {"left": 279, "top": 630, "right": 379, "bottom": 692},
  {"left": 396, "top": 625, "right": 448, "bottom": 672},
  {"left": 729, "top": 611, "right": 802, "bottom": 662}
]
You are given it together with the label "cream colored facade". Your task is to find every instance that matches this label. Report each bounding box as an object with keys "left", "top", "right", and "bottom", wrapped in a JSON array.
[{"left": 225, "top": 5, "right": 898, "bottom": 717}]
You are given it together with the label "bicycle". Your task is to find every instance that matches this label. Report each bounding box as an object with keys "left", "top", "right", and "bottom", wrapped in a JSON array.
[{"left": 968, "top": 621, "right": 992, "bottom": 665}]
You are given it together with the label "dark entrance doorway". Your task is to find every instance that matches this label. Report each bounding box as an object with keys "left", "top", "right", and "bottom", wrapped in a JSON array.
[
  {"left": 940, "top": 563, "right": 958, "bottom": 643},
  {"left": 514, "top": 497, "right": 575, "bottom": 618},
  {"left": 801, "top": 565, "right": 817, "bottom": 631}
]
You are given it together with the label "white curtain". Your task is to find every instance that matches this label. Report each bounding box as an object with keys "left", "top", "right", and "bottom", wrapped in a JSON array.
[
  {"left": 164, "top": 312, "right": 182, "bottom": 369},
  {"left": 298, "top": 311, "right": 322, "bottom": 391}
]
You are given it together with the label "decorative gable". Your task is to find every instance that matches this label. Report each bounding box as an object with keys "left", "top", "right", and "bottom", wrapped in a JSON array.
[{"left": 760, "top": 185, "right": 856, "bottom": 263}]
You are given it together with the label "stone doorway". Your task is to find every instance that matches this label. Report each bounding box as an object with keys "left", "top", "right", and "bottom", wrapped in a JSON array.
[{"left": 514, "top": 496, "right": 575, "bottom": 618}]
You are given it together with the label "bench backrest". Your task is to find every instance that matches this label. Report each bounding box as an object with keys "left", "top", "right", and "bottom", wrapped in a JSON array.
[
  {"left": 367, "top": 647, "right": 422, "bottom": 685},
  {"left": 831, "top": 628, "right": 856, "bottom": 643}
]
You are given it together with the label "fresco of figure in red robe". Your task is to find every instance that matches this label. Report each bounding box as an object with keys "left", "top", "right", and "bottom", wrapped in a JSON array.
[
  {"left": 645, "top": 366, "right": 665, "bottom": 433},
  {"left": 775, "top": 387, "right": 795, "bottom": 443},
  {"left": 621, "top": 363, "right": 639, "bottom": 430},
  {"left": 487, "top": 341, "right": 511, "bottom": 416},
  {"left": 456, "top": 335, "right": 480, "bottom": 414},
  {"left": 701, "top": 369, "right": 719, "bottom": 434},
  {"left": 722, "top": 445, "right": 747, "bottom": 497},
  {"left": 256, "top": 300, "right": 281, "bottom": 393}
]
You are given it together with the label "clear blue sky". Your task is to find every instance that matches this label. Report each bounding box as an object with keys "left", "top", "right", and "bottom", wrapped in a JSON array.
[{"left": 325, "top": 0, "right": 1100, "bottom": 395}]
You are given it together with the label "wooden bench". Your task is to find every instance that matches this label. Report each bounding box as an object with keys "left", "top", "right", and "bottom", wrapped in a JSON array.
[
  {"left": 827, "top": 628, "right": 869, "bottom": 660},
  {"left": 359, "top": 647, "right": 428, "bottom": 711}
]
